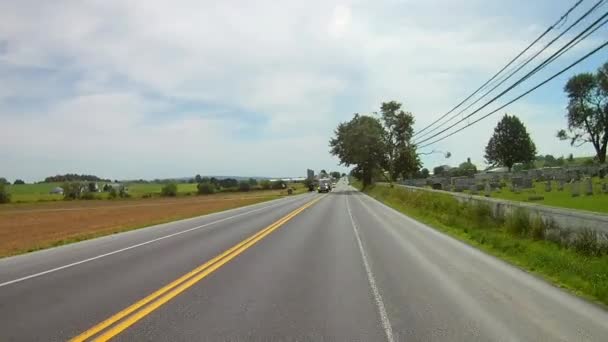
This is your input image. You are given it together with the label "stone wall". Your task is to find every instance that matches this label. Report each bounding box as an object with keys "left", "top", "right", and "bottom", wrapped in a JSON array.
[{"left": 395, "top": 184, "right": 608, "bottom": 234}]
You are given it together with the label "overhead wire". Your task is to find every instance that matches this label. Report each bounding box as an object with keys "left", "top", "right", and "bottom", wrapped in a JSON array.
[
  {"left": 414, "top": 0, "right": 605, "bottom": 142},
  {"left": 412, "top": 0, "right": 586, "bottom": 139}
]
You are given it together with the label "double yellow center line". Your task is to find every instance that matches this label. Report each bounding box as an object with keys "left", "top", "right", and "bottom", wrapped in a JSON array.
[{"left": 71, "top": 195, "right": 324, "bottom": 341}]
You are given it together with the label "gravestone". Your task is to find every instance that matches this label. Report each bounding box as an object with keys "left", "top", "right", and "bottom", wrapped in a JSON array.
[
  {"left": 545, "top": 180, "right": 552, "bottom": 192},
  {"left": 511, "top": 177, "right": 523, "bottom": 191},
  {"left": 571, "top": 181, "right": 580, "bottom": 197},
  {"left": 557, "top": 178, "right": 565, "bottom": 191},
  {"left": 585, "top": 177, "right": 593, "bottom": 196},
  {"left": 522, "top": 177, "right": 534, "bottom": 189},
  {"left": 484, "top": 182, "right": 491, "bottom": 197},
  {"left": 469, "top": 184, "right": 478, "bottom": 195}
]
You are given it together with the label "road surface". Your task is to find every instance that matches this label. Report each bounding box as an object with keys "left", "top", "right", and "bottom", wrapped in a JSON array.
[{"left": 1, "top": 179, "right": 608, "bottom": 341}]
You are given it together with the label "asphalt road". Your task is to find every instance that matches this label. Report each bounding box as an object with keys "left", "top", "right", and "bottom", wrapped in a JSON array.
[{"left": 1, "top": 178, "right": 608, "bottom": 341}]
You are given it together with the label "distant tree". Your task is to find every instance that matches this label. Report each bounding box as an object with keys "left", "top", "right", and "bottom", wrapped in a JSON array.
[
  {"left": 485, "top": 114, "right": 537, "bottom": 172},
  {"left": 209, "top": 177, "right": 218, "bottom": 186},
  {"left": 379, "top": 101, "right": 420, "bottom": 180},
  {"left": 319, "top": 170, "right": 328, "bottom": 178},
  {"left": 248, "top": 178, "right": 258, "bottom": 186},
  {"left": 44, "top": 174, "right": 110, "bottom": 183},
  {"left": 0, "top": 177, "right": 8, "bottom": 185},
  {"left": 88, "top": 182, "right": 98, "bottom": 193},
  {"left": 449, "top": 158, "right": 477, "bottom": 177},
  {"left": 108, "top": 187, "right": 118, "bottom": 199},
  {"left": 303, "top": 178, "right": 314, "bottom": 191},
  {"left": 417, "top": 168, "right": 430, "bottom": 178},
  {"left": 160, "top": 183, "right": 178, "bottom": 197},
  {"left": 197, "top": 183, "right": 216, "bottom": 195},
  {"left": 341, "top": 173, "right": 346, "bottom": 177},
  {"left": 568, "top": 153, "right": 574, "bottom": 162},
  {"left": 62, "top": 182, "right": 83, "bottom": 200},
  {"left": 238, "top": 181, "right": 251, "bottom": 192},
  {"left": 219, "top": 178, "right": 238, "bottom": 188},
  {"left": 0, "top": 183, "right": 10, "bottom": 204},
  {"left": 433, "top": 166, "right": 447, "bottom": 176},
  {"left": 557, "top": 62, "right": 608, "bottom": 163},
  {"left": 260, "top": 179, "right": 271, "bottom": 190},
  {"left": 118, "top": 185, "right": 130, "bottom": 198},
  {"left": 330, "top": 171, "right": 341, "bottom": 179},
  {"left": 271, "top": 180, "right": 286, "bottom": 190},
  {"left": 13, "top": 179, "right": 25, "bottom": 185},
  {"left": 103, "top": 184, "right": 111, "bottom": 192},
  {"left": 556, "top": 156, "right": 565, "bottom": 166},
  {"left": 195, "top": 174, "right": 202, "bottom": 183},
  {"left": 543, "top": 154, "right": 557, "bottom": 167}
]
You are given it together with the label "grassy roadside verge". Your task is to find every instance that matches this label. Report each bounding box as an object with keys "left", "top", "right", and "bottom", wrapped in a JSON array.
[
  {"left": 354, "top": 181, "right": 608, "bottom": 307},
  {"left": 1, "top": 195, "right": 281, "bottom": 258}
]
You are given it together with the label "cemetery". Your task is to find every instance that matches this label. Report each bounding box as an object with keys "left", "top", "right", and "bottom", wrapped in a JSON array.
[{"left": 401, "top": 164, "right": 608, "bottom": 214}]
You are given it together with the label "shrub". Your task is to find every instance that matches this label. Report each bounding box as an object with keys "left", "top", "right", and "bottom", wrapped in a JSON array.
[
  {"left": 260, "top": 180, "right": 271, "bottom": 190},
  {"left": 0, "top": 183, "right": 11, "bottom": 204},
  {"left": 160, "top": 183, "right": 178, "bottom": 197},
  {"left": 238, "top": 181, "right": 251, "bottom": 192},
  {"left": 529, "top": 215, "right": 546, "bottom": 240},
  {"left": 197, "top": 183, "right": 216, "bottom": 195},
  {"left": 108, "top": 187, "right": 118, "bottom": 199},
  {"left": 13, "top": 179, "right": 25, "bottom": 185},
  {"left": 118, "top": 185, "right": 130, "bottom": 198},
  {"left": 81, "top": 192, "right": 96, "bottom": 200},
  {"left": 572, "top": 228, "right": 600, "bottom": 256},
  {"left": 505, "top": 208, "right": 531, "bottom": 236},
  {"left": 62, "top": 182, "right": 83, "bottom": 200}
]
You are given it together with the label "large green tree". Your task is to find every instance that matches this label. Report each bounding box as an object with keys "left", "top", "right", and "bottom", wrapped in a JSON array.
[
  {"left": 557, "top": 62, "right": 608, "bottom": 163},
  {"left": 485, "top": 114, "right": 537, "bottom": 171},
  {"left": 380, "top": 101, "right": 420, "bottom": 180},
  {"left": 330, "top": 114, "right": 387, "bottom": 186},
  {"left": 330, "top": 101, "right": 420, "bottom": 186}
]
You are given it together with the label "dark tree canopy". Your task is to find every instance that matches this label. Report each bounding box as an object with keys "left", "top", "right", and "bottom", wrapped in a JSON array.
[
  {"left": 330, "top": 101, "right": 420, "bottom": 186},
  {"left": 557, "top": 62, "right": 608, "bottom": 163},
  {"left": 485, "top": 114, "right": 537, "bottom": 171},
  {"left": 13, "top": 179, "right": 25, "bottom": 185},
  {"left": 330, "top": 114, "right": 387, "bottom": 186},
  {"left": 380, "top": 101, "right": 420, "bottom": 180}
]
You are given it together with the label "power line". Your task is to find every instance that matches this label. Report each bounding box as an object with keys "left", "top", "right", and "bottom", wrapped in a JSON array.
[
  {"left": 418, "top": 38, "right": 608, "bottom": 149},
  {"left": 414, "top": 0, "right": 603, "bottom": 142},
  {"left": 414, "top": 9, "right": 608, "bottom": 147}
]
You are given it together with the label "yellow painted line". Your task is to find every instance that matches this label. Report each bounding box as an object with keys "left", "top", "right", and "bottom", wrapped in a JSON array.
[{"left": 70, "top": 195, "right": 324, "bottom": 342}]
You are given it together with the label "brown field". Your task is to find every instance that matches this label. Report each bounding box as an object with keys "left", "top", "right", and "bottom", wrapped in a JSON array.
[{"left": 0, "top": 191, "right": 291, "bottom": 258}]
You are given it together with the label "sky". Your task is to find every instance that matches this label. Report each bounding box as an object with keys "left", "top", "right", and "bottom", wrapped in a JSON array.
[{"left": 0, "top": 0, "right": 606, "bottom": 182}]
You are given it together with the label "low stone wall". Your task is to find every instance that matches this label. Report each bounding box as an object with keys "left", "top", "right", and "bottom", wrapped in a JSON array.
[{"left": 395, "top": 184, "right": 608, "bottom": 234}]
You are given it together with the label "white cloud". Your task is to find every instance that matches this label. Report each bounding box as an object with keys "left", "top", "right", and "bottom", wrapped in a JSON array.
[{"left": 0, "top": 0, "right": 603, "bottom": 181}]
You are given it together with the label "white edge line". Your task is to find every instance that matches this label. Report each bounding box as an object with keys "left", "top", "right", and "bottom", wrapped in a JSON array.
[
  {"left": 0, "top": 195, "right": 311, "bottom": 288},
  {"left": 346, "top": 195, "right": 395, "bottom": 342}
]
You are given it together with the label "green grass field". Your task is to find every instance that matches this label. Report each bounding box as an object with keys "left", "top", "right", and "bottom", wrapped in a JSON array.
[
  {"left": 357, "top": 182, "right": 608, "bottom": 306},
  {"left": 467, "top": 177, "right": 608, "bottom": 214},
  {"left": 5, "top": 181, "right": 307, "bottom": 203}
]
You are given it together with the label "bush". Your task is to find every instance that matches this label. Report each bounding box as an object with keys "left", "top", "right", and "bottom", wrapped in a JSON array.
[
  {"left": 63, "top": 182, "right": 83, "bottom": 200},
  {"left": 0, "top": 183, "right": 11, "bottom": 204},
  {"left": 529, "top": 215, "right": 546, "bottom": 240},
  {"left": 505, "top": 208, "right": 530, "bottom": 236},
  {"left": 197, "top": 182, "right": 216, "bottom": 195},
  {"left": 160, "top": 183, "right": 178, "bottom": 197},
  {"left": 238, "top": 181, "right": 251, "bottom": 192},
  {"left": 13, "top": 179, "right": 25, "bottom": 185},
  {"left": 81, "top": 192, "right": 96, "bottom": 200},
  {"left": 271, "top": 181, "right": 286, "bottom": 190},
  {"left": 260, "top": 180, "right": 271, "bottom": 190},
  {"left": 108, "top": 187, "right": 118, "bottom": 199},
  {"left": 572, "top": 228, "right": 601, "bottom": 256},
  {"left": 118, "top": 185, "right": 130, "bottom": 198}
]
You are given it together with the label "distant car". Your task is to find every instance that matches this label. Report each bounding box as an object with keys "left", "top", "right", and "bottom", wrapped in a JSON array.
[{"left": 318, "top": 183, "right": 330, "bottom": 193}]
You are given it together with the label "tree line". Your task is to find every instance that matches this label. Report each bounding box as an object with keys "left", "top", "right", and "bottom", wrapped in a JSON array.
[
  {"left": 43, "top": 174, "right": 111, "bottom": 183},
  {"left": 333, "top": 60, "right": 607, "bottom": 185}
]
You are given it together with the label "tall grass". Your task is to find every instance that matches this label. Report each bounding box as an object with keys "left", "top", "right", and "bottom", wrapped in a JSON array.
[{"left": 360, "top": 183, "right": 608, "bottom": 306}]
